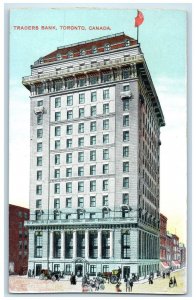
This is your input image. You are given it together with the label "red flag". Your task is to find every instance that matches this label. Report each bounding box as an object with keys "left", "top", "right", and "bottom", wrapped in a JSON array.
[{"left": 135, "top": 10, "right": 144, "bottom": 27}]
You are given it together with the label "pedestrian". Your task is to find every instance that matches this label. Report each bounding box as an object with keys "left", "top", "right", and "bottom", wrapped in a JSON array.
[
  {"left": 169, "top": 277, "right": 173, "bottom": 288},
  {"left": 126, "top": 278, "right": 130, "bottom": 292},
  {"left": 162, "top": 272, "right": 165, "bottom": 279},
  {"left": 130, "top": 279, "right": 134, "bottom": 292},
  {"left": 32, "top": 269, "right": 34, "bottom": 277},
  {"left": 173, "top": 276, "right": 177, "bottom": 287}
]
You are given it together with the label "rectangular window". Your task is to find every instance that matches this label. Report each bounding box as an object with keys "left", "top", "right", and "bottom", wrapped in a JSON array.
[
  {"left": 122, "top": 193, "right": 129, "bottom": 204},
  {"left": 54, "top": 183, "right": 60, "bottom": 194},
  {"left": 78, "top": 181, "right": 84, "bottom": 192},
  {"left": 90, "top": 165, "right": 96, "bottom": 175},
  {"left": 78, "top": 152, "right": 84, "bottom": 162},
  {"left": 54, "top": 198, "right": 60, "bottom": 209},
  {"left": 103, "top": 119, "right": 109, "bottom": 130},
  {"left": 79, "top": 108, "right": 85, "bottom": 118},
  {"left": 103, "top": 265, "right": 109, "bottom": 273},
  {"left": 103, "top": 164, "right": 109, "bottom": 174},
  {"left": 78, "top": 166, "right": 84, "bottom": 176},
  {"left": 103, "top": 134, "right": 109, "bottom": 144},
  {"left": 122, "top": 69, "right": 130, "bottom": 79},
  {"left": 37, "top": 114, "right": 43, "bottom": 125},
  {"left": 91, "top": 106, "right": 96, "bottom": 116},
  {"left": 103, "top": 149, "right": 109, "bottom": 160},
  {"left": 66, "top": 168, "right": 72, "bottom": 177},
  {"left": 66, "top": 198, "right": 72, "bottom": 208},
  {"left": 123, "top": 84, "right": 130, "bottom": 91},
  {"left": 37, "top": 142, "right": 42, "bottom": 152},
  {"left": 123, "top": 115, "right": 129, "bottom": 127},
  {"left": 36, "top": 185, "right": 42, "bottom": 195},
  {"left": 37, "top": 100, "right": 43, "bottom": 107},
  {"left": 103, "top": 103, "right": 109, "bottom": 114},
  {"left": 103, "top": 73, "right": 111, "bottom": 82},
  {"left": 90, "top": 150, "right": 96, "bottom": 161},
  {"left": 78, "top": 137, "right": 84, "bottom": 147},
  {"left": 66, "top": 153, "right": 72, "bottom": 163},
  {"left": 90, "top": 196, "right": 96, "bottom": 207},
  {"left": 103, "top": 180, "right": 108, "bottom": 191},
  {"left": 90, "top": 136, "right": 96, "bottom": 145},
  {"left": 78, "top": 123, "right": 84, "bottom": 133},
  {"left": 123, "top": 177, "right": 129, "bottom": 188},
  {"left": 123, "top": 99, "right": 129, "bottom": 111},
  {"left": 103, "top": 209, "right": 109, "bottom": 218},
  {"left": 79, "top": 93, "right": 85, "bottom": 104},
  {"left": 103, "top": 89, "right": 109, "bottom": 100},
  {"left": 123, "top": 162, "right": 129, "bottom": 172},
  {"left": 103, "top": 195, "right": 108, "bottom": 206},
  {"left": 66, "top": 139, "right": 72, "bottom": 148},
  {"left": 55, "top": 97, "right": 61, "bottom": 108},
  {"left": 123, "top": 131, "right": 129, "bottom": 142},
  {"left": 55, "top": 112, "right": 61, "bottom": 121},
  {"left": 37, "top": 157, "right": 42, "bottom": 166},
  {"left": 90, "top": 181, "right": 96, "bottom": 192},
  {"left": 121, "top": 232, "right": 130, "bottom": 259},
  {"left": 67, "top": 110, "right": 73, "bottom": 120},
  {"left": 123, "top": 146, "right": 129, "bottom": 157},
  {"left": 36, "top": 199, "right": 42, "bottom": 208},
  {"left": 89, "top": 265, "right": 96, "bottom": 276},
  {"left": 67, "top": 79, "right": 74, "bottom": 89},
  {"left": 37, "top": 170, "right": 42, "bottom": 180},
  {"left": 91, "top": 91, "right": 97, "bottom": 102},
  {"left": 78, "top": 77, "right": 86, "bottom": 87},
  {"left": 67, "top": 95, "right": 73, "bottom": 106},
  {"left": 89, "top": 76, "right": 98, "bottom": 85},
  {"left": 66, "top": 124, "right": 73, "bottom": 135},
  {"left": 55, "top": 126, "right": 61, "bottom": 137},
  {"left": 78, "top": 197, "right": 84, "bottom": 207},
  {"left": 90, "top": 213, "right": 96, "bottom": 219},
  {"left": 37, "top": 129, "right": 43, "bottom": 138},
  {"left": 34, "top": 231, "right": 43, "bottom": 258},
  {"left": 90, "top": 121, "right": 96, "bottom": 132},
  {"left": 54, "top": 169, "right": 60, "bottom": 178},
  {"left": 66, "top": 182, "right": 72, "bottom": 193},
  {"left": 55, "top": 140, "right": 60, "bottom": 150},
  {"left": 55, "top": 154, "right": 60, "bottom": 165}
]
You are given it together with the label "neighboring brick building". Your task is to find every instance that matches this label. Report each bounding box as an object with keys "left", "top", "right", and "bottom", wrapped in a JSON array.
[
  {"left": 179, "top": 243, "right": 186, "bottom": 267},
  {"left": 160, "top": 213, "right": 169, "bottom": 270},
  {"left": 9, "top": 204, "right": 29, "bottom": 275},
  {"left": 23, "top": 32, "right": 165, "bottom": 278},
  {"left": 171, "top": 234, "right": 181, "bottom": 269}
]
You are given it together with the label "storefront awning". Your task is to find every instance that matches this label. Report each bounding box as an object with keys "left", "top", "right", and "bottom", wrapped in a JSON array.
[
  {"left": 161, "top": 262, "right": 170, "bottom": 269},
  {"left": 172, "top": 260, "right": 180, "bottom": 267}
]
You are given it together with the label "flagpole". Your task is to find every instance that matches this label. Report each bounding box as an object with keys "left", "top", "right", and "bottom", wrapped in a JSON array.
[{"left": 137, "top": 25, "right": 139, "bottom": 43}]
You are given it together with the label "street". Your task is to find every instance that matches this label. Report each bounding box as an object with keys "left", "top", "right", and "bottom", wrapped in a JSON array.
[{"left": 9, "top": 268, "right": 186, "bottom": 295}]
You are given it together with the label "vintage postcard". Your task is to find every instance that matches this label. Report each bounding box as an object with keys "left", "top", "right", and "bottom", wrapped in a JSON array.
[{"left": 9, "top": 6, "right": 187, "bottom": 294}]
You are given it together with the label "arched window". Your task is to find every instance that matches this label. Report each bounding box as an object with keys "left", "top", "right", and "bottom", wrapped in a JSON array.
[
  {"left": 80, "top": 49, "right": 86, "bottom": 56},
  {"left": 67, "top": 51, "right": 73, "bottom": 58},
  {"left": 56, "top": 53, "right": 62, "bottom": 60},
  {"left": 104, "top": 43, "right": 110, "bottom": 51}
]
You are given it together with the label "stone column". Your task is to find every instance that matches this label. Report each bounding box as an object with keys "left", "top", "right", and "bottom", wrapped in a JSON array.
[
  {"left": 49, "top": 231, "right": 54, "bottom": 259},
  {"left": 98, "top": 230, "right": 102, "bottom": 259},
  {"left": 61, "top": 230, "right": 65, "bottom": 259},
  {"left": 110, "top": 230, "right": 114, "bottom": 258},
  {"left": 85, "top": 230, "right": 89, "bottom": 259},
  {"left": 73, "top": 230, "right": 77, "bottom": 259}
]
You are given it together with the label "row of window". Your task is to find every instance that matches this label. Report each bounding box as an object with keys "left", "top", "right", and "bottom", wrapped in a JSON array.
[
  {"left": 17, "top": 211, "right": 28, "bottom": 219},
  {"left": 51, "top": 263, "right": 109, "bottom": 275}
]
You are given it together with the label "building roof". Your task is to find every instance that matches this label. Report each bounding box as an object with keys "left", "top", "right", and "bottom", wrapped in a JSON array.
[{"left": 9, "top": 204, "right": 29, "bottom": 211}]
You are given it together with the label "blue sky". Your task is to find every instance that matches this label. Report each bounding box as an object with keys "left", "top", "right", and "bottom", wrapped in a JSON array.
[{"left": 9, "top": 8, "right": 187, "bottom": 243}]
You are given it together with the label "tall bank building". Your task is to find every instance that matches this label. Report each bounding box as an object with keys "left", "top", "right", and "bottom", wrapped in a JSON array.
[{"left": 23, "top": 32, "right": 165, "bottom": 278}]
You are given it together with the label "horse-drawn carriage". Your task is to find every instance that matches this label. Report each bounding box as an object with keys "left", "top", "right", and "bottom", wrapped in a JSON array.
[
  {"left": 39, "top": 269, "right": 61, "bottom": 281},
  {"left": 98, "top": 268, "right": 121, "bottom": 284}
]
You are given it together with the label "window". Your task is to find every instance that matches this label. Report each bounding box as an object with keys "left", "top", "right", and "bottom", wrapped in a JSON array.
[
  {"left": 90, "top": 213, "right": 96, "bottom": 219},
  {"left": 90, "top": 181, "right": 96, "bottom": 192},
  {"left": 67, "top": 95, "right": 73, "bottom": 106},
  {"left": 78, "top": 152, "right": 84, "bottom": 162},
  {"left": 37, "top": 129, "right": 43, "bottom": 138},
  {"left": 67, "top": 51, "right": 73, "bottom": 58},
  {"left": 123, "top": 131, "right": 129, "bottom": 142},
  {"left": 103, "top": 195, "right": 108, "bottom": 206},
  {"left": 78, "top": 197, "right": 84, "bottom": 207},
  {"left": 55, "top": 97, "right": 61, "bottom": 108},
  {"left": 123, "top": 177, "right": 129, "bottom": 188},
  {"left": 123, "top": 85, "right": 130, "bottom": 91},
  {"left": 55, "top": 154, "right": 60, "bottom": 165},
  {"left": 65, "top": 264, "right": 71, "bottom": 274},
  {"left": 66, "top": 198, "right": 72, "bottom": 208},
  {"left": 103, "top": 265, "right": 109, "bottom": 273},
  {"left": 90, "top": 196, "right": 96, "bottom": 207},
  {"left": 90, "top": 136, "right": 96, "bottom": 145},
  {"left": 55, "top": 140, "right": 60, "bottom": 150},
  {"left": 123, "top": 146, "right": 129, "bottom": 157},
  {"left": 123, "top": 115, "right": 129, "bottom": 127},
  {"left": 103, "top": 103, "right": 109, "bottom": 114},
  {"left": 18, "top": 211, "right": 22, "bottom": 218},
  {"left": 121, "top": 231, "right": 130, "bottom": 259},
  {"left": 78, "top": 123, "right": 84, "bottom": 133},
  {"left": 37, "top": 157, "right": 42, "bottom": 166},
  {"left": 92, "top": 46, "right": 97, "bottom": 54},
  {"left": 78, "top": 77, "right": 86, "bottom": 87},
  {"left": 66, "top": 139, "right": 72, "bottom": 148},
  {"left": 90, "top": 76, "right": 98, "bottom": 85},
  {"left": 90, "top": 150, "right": 96, "bottom": 161},
  {"left": 103, "top": 134, "right": 109, "bottom": 144},
  {"left": 66, "top": 153, "right": 72, "bottom": 163},
  {"left": 103, "top": 89, "right": 109, "bottom": 100},
  {"left": 78, "top": 181, "right": 84, "bottom": 192},
  {"left": 103, "top": 209, "right": 109, "bottom": 218},
  {"left": 67, "top": 79, "right": 74, "bottom": 89},
  {"left": 123, "top": 99, "right": 129, "bottom": 111},
  {"left": 91, "top": 91, "right": 97, "bottom": 102},
  {"left": 104, "top": 43, "right": 110, "bottom": 51},
  {"left": 24, "top": 213, "right": 28, "bottom": 220},
  {"left": 91, "top": 106, "right": 96, "bottom": 116},
  {"left": 37, "top": 100, "right": 43, "bottom": 107},
  {"left": 24, "top": 231, "right": 28, "bottom": 237},
  {"left": 103, "top": 164, "right": 109, "bottom": 174},
  {"left": 37, "top": 170, "right": 42, "bottom": 180},
  {"left": 125, "top": 39, "right": 130, "bottom": 47},
  {"left": 18, "top": 222, "right": 23, "bottom": 228},
  {"left": 90, "top": 121, "right": 96, "bottom": 132},
  {"left": 35, "top": 231, "right": 43, "bottom": 258},
  {"left": 79, "top": 108, "right": 84, "bottom": 118},
  {"left": 67, "top": 110, "right": 73, "bottom": 120},
  {"left": 103, "top": 180, "right": 108, "bottom": 191},
  {"left": 66, "top": 182, "right": 72, "bottom": 193},
  {"left": 90, "top": 165, "right": 96, "bottom": 175},
  {"left": 103, "top": 119, "right": 109, "bottom": 130},
  {"left": 103, "top": 149, "right": 109, "bottom": 160},
  {"left": 54, "top": 169, "right": 60, "bottom": 178},
  {"left": 55, "top": 112, "right": 61, "bottom": 121},
  {"left": 79, "top": 93, "right": 85, "bottom": 104},
  {"left": 55, "top": 126, "right": 61, "bottom": 136},
  {"left": 122, "top": 193, "right": 129, "bottom": 204},
  {"left": 78, "top": 137, "right": 84, "bottom": 147},
  {"left": 123, "top": 162, "right": 129, "bottom": 172},
  {"left": 122, "top": 69, "right": 130, "bottom": 79},
  {"left": 54, "top": 198, "right": 60, "bottom": 209},
  {"left": 78, "top": 166, "right": 84, "bottom": 176},
  {"left": 54, "top": 183, "right": 60, "bottom": 194},
  {"left": 36, "top": 185, "right": 42, "bottom": 195},
  {"left": 37, "top": 142, "right": 42, "bottom": 152},
  {"left": 78, "top": 211, "right": 84, "bottom": 219},
  {"left": 80, "top": 49, "right": 86, "bottom": 56},
  {"left": 37, "top": 114, "right": 43, "bottom": 125},
  {"left": 66, "top": 168, "right": 72, "bottom": 178},
  {"left": 66, "top": 124, "right": 73, "bottom": 135},
  {"left": 36, "top": 199, "right": 42, "bottom": 208}
]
